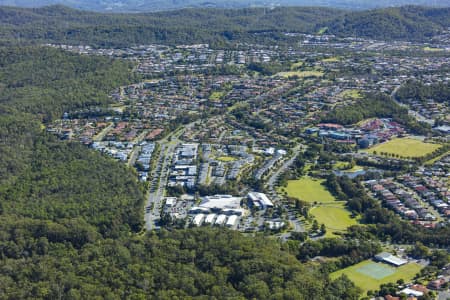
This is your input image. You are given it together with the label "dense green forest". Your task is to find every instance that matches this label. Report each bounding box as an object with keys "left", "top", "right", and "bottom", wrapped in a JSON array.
[
  {"left": 0, "top": 5, "right": 342, "bottom": 47},
  {"left": 0, "top": 225, "right": 362, "bottom": 299},
  {"left": 0, "top": 5, "right": 449, "bottom": 47},
  {"left": 324, "top": 5, "right": 450, "bottom": 40},
  {"left": 0, "top": 46, "right": 144, "bottom": 237},
  {"left": 395, "top": 80, "right": 450, "bottom": 104},
  {"left": 0, "top": 47, "right": 138, "bottom": 120},
  {"left": 0, "top": 46, "right": 146, "bottom": 235},
  {"left": 0, "top": 45, "right": 362, "bottom": 299}
]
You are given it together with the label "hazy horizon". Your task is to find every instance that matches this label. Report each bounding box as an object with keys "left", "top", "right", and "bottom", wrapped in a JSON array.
[{"left": 1, "top": 0, "right": 449, "bottom": 13}]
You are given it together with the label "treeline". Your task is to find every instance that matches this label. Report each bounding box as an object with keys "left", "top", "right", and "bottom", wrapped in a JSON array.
[
  {"left": 0, "top": 46, "right": 137, "bottom": 121},
  {"left": 0, "top": 5, "right": 340, "bottom": 47},
  {"left": 322, "top": 92, "right": 431, "bottom": 134},
  {"left": 0, "top": 5, "right": 449, "bottom": 47},
  {"left": 396, "top": 80, "right": 450, "bottom": 104},
  {"left": 0, "top": 46, "right": 144, "bottom": 236},
  {"left": 0, "top": 226, "right": 362, "bottom": 299},
  {"left": 294, "top": 237, "right": 381, "bottom": 273},
  {"left": 324, "top": 5, "right": 450, "bottom": 41}
]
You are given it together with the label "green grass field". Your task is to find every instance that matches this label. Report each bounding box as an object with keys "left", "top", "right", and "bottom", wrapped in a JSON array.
[
  {"left": 282, "top": 178, "right": 335, "bottom": 203},
  {"left": 310, "top": 205, "right": 357, "bottom": 236},
  {"left": 423, "top": 46, "right": 444, "bottom": 52},
  {"left": 276, "top": 71, "right": 324, "bottom": 78},
  {"left": 290, "top": 61, "right": 304, "bottom": 70},
  {"left": 333, "top": 161, "right": 349, "bottom": 169},
  {"left": 322, "top": 57, "right": 340, "bottom": 63},
  {"left": 209, "top": 91, "right": 225, "bottom": 101},
  {"left": 339, "top": 89, "right": 362, "bottom": 99},
  {"left": 281, "top": 178, "right": 357, "bottom": 237},
  {"left": 216, "top": 156, "right": 236, "bottom": 162},
  {"left": 333, "top": 161, "right": 363, "bottom": 171},
  {"left": 317, "top": 27, "right": 328, "bottom": 35},
  {"left": 331, "top": 260, "right": 422, "bottom": 293},
  {"left": 368, "top": 138, "right": 441, "bottom": 158}
]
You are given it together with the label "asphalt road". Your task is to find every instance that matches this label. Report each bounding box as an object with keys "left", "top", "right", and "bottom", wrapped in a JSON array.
[
  {"left": 391, "top": 84, "right": 434, "bottom": 125},
  {"left": 92, "top": 122, "right": 114, "bottom": 142},
  {"left": 144, "top": 121, "right": 197, "bottom": 230},
  {"left": 145, "top": 142, "right": 176, "bottom": 230},
  {"left": 267, "top": 144, "right": 302, "bottom": 190}
]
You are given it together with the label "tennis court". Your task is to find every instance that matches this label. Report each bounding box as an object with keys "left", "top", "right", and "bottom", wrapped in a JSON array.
[
  {"left": 331, "top": 260, "right": 422, "bottom": 293},
  {"left": 356, "top": 262, "right": 395, "bottom": 279}
]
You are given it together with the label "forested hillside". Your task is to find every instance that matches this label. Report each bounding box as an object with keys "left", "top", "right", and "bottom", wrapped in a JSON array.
[
  {"left": 0, "top": 5, "right": 449, "bottom": 47},
  {"left": 0, "top": 226, "right": 360, "bottom": 299},
  {"left": 0, "top": 5, "right": 342, "bottom": 46},
  {"left": 395, "top": 80, "right": 450, "bottom": 104},
  {"left": 324, "top": 6, "right": 450, "bottom": 40},
  {"left": 0, "top": 46, "right": 143, "bottom": 238}
]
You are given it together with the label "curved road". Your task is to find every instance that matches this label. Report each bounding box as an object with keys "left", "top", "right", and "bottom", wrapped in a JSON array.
[{"left": 267, "top": 144, "right": 303, "bottom": 191}]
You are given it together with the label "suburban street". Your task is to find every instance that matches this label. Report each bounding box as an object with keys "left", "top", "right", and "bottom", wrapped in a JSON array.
[
  {"left": 267, "top": 144, "right": 303, "bottom": 191},
  {"left": 92, "top": 122, "right": 114, "bottom": 142},
  {"left": 144, "top": 121, "right": 197, "bottom": 230}
]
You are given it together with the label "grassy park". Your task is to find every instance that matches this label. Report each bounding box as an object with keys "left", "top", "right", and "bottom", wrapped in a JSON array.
[
  {"left": 331, "top": 260, "right": 422, "bottom": 293},
  {"left": 339, "top": 89, "right": 362, "bottom": 99},
  {"left": 281, "top": 177, "right": 357, "bottom": 236},
  {"left": 283, "top": 178, "right": 335, "bottom": 203},
  {"left": 310, "top": 205, "right": 357, "bottom": 236},
  {"left": 368, "top": 138, "right": 441, "bottom": 158}
]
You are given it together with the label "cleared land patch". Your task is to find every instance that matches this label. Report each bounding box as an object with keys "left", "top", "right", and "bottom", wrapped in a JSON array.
[
  {"left": 368, "top": 138, "right": 441, "bottom": 158},
  {"left": 331, "top": 260, "right": 422, "bottom": 293}
]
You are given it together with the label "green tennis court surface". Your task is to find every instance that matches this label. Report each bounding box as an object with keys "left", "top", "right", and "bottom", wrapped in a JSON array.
[
  {"left": 356, "top": 262, "right": 395, "bottom": 279},
  {"left": 331, "top": 260, "right": 422, "bottom": 293}
]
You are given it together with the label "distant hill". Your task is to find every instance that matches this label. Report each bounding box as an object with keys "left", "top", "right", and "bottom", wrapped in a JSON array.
[
  {"left": 325, "top": 6, "right": 450, "bottom": 40},
  {"left": 0, "top": 5, "right": 343, "bottom": 46},
  {"left": 0, "top": 0, "right": 449, "bottom": 12},
  {"left": 0, "top": 5, "right": 448, "bottom": 46}
]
